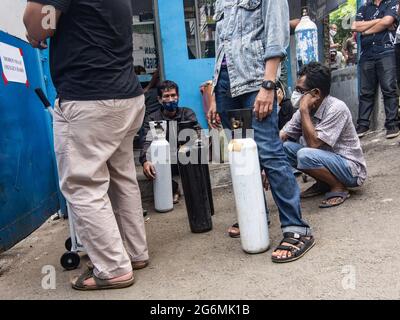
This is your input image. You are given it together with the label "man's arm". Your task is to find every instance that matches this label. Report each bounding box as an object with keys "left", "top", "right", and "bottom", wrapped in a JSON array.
[
  {"left": 253, "top": 57, "right": 280, "bottom": 120},
  {"left": 351, "top": 4, "right": 382, "bottom": 33},
  {"left": 300, "top": 109, "right": 324, "bottom": 149},
  {"left": 280, "top": 110, "right": 302, "bottom": 142},
  {"left": 363, "top": 16, "right": 396, "bottom": 35},
  {"left": 301, "top": 95, "right": 348, "bottom": 149},
  {"left": 140, "top": 115, "right": 156, "bottom": 180},
  {"left": 255, "top": 0, "right": 290, "bottom": 120},
  {"left": 23, "top": 1, "right": 65, "bottom": 42},
  {"left": 351, "top": 19, "right": 381, "bottom": 33},
  {"left": 290, "top": 19, "right": 300, "bottom": 31},
  {"left": 139, "top": 117, "right": 152, "bottom": 166},
  {"left": 299, "top": 94, "right": 325, "bottom": 149}
]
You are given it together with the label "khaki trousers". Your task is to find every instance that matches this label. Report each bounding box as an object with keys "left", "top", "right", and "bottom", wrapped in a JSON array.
[{"left": 53, "top": 95, "right": 148, "bottom": 279}]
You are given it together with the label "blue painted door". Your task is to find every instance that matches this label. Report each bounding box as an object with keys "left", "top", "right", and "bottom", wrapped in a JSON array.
[
  {"left": 0, "top": 31, "right": 60, "bottom": 252},
  {"left": 157, "top": 0, "right": 215, "bottom": 128}
]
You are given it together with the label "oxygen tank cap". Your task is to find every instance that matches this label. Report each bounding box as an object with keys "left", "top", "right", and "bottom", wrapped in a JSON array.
[
  {"left": 301, "top": 6, "right": 309, "bottom": 17},
  {"left": 227, "top": 109, "right": 253, "bottom": 130},
  {"left": 227, "top": 109, "right": 253, "bottom": 139},
  {"left": 155, "top": 121, "right": 166, "bottom": 135},
  {"left": 150, "top": 120, "right": 167, "bottom": 140}
]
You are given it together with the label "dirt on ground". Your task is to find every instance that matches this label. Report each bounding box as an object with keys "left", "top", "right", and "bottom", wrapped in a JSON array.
[{"left": 1, "top": 131, "right": 400, "bottom": 300}]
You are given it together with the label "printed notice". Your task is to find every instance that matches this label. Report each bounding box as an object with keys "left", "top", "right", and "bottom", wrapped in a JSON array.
[{"left": 0, "top": 42, "right": 28, "bottom": 85}]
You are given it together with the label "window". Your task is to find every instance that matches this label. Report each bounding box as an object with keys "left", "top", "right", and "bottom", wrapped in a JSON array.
[
  {"left": 184, "top": 0, "right": 216, "bottom": 59},
  {"left": 133, "top": 22, "right": 158, "bottom": 80},
  {"left": 132, "top": 0, "right": 159, "bottom": 85}
]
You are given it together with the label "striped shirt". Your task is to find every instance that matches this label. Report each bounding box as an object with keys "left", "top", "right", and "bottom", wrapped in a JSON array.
[{"left": 283, "top": 95, "right": 367, "bottom": 186}]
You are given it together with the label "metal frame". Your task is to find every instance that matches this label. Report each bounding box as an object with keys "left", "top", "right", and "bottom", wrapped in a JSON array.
[
  {"left": 193, "top": 0, "right": 203, "bottom": 58},
  {"left": 153, "top": 0, "right": 165, "bottom": 80}
]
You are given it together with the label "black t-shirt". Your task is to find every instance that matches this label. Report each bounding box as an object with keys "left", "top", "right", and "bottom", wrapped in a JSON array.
[{"left": 29, "top": 0, "right": 143, "bottom": 100}]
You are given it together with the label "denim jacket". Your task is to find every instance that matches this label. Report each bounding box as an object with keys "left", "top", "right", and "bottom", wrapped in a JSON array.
[{"left": 212, "top": 0, "right": 290, "bottom": 97}]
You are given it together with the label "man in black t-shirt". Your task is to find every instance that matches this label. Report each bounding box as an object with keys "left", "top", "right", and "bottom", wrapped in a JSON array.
[{"left": 24, "top": 0, "right": 149, "bottom": 290}]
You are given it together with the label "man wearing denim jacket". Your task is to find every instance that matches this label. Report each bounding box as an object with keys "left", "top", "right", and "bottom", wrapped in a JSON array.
[{"left": 207, "top": 0, "right": 315, "bottom": 263}]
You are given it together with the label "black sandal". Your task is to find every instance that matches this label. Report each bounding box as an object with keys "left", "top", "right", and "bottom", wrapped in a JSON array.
[{"left": 271, "top": 232, "right": 315, "bottom": 263}]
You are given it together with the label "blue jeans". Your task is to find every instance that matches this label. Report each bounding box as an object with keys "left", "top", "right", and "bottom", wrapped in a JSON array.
[
  {"left": 215, "top": 67, "right": 311, "bottom": 236},
  {"left": 283, "top": 142, "right": 359, "bottom": 188}
]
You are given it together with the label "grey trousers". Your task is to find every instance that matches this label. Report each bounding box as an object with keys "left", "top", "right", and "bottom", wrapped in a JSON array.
[{"left": 53, "top": 95, "right": 149, "bottom": 279}]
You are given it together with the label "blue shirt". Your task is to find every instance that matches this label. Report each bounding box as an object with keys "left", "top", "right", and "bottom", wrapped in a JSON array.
[{"left": 356, "top": 0, "right": 398, "bottom": 60}]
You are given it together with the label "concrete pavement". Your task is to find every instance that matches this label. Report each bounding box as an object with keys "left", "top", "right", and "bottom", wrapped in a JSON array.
[{"left": 1, "top": 131, "right": 400, "bottom": 300}]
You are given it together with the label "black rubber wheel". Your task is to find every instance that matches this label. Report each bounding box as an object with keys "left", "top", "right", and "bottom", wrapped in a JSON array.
[
  {"left": 60, "top": 252, "right": 80, "bottom": 271},
  {"left": 65, "top": 237, "right": 72, "bottom": 251}
]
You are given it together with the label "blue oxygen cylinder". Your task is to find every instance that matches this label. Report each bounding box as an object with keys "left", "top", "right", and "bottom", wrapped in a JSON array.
[{"left": 295, "top": 6, "right": 319, "bottom": 72}]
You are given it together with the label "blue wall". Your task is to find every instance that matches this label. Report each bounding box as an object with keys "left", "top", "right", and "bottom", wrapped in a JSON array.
[
  {"left": 0, "top": 31, "right": 60, "bottom": 252},
  {"left": 157, "top": 0, "right": 214, "bottom": 128}
]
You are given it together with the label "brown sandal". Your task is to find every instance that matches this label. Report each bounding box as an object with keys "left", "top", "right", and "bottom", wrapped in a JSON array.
[{"left": 72, "top": 269, "right": 135, "bottom": 291}]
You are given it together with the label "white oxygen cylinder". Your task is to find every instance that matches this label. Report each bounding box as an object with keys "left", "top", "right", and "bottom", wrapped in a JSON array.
[
  {"left": 295, "top": 6, "right": 319, "bottom": 72},
  {"left": 228, "top": 138, "right": 269, "bottom": 253},
  {"left": 149, "top": 121, "right": 173, "bottom": 213}
]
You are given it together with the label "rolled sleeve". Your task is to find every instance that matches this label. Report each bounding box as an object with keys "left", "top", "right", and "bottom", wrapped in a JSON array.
[
  {"left": 28, "top": 0, "right": 71, "bottom": 13},
  {"left": 383, "top": 0, "right": 399, "bottom": 20},
  {"left": 262, "top": 0, "right": 290, "bottom": 61}
]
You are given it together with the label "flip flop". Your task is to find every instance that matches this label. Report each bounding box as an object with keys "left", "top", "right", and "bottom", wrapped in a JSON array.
[{"left": 319, "top": 191, "right": 350, "bottom": 208}]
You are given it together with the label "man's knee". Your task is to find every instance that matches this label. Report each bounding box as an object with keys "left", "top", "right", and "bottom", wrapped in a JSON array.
[
  {"left": 297, "top": 148, "right": 320, "bottom": 168},
  {"left": 283, "top": 141, "right": 299, "bottom": 156}
]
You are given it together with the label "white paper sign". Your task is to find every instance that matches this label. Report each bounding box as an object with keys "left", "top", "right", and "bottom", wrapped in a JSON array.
[
  {"left": 133, "top": 25, "right": 158, "bottom": 74},
  {"left": 0, "top": 42, "right": 28, "bottom": 84}
]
